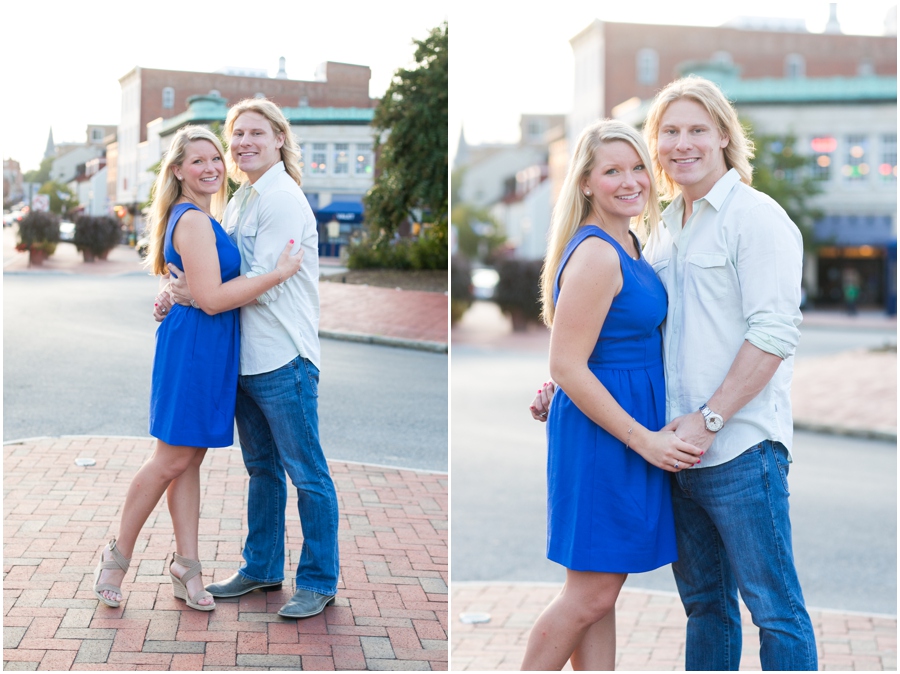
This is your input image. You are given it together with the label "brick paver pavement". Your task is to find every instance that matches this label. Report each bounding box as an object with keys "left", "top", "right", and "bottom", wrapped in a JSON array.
[
  {"left": 3, "top": 436, "right": 447, "bottom": 671},
  {"left": 451, "top": 583, "right": 897, "bottom": 671}
]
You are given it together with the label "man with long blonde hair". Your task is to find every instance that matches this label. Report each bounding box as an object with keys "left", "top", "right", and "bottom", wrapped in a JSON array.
[
  {"left": 642, "top": 76, "right": 815, "bottom": 670},
  {"left": 161, "top": 99, "right": 339, "bottom": 619}
]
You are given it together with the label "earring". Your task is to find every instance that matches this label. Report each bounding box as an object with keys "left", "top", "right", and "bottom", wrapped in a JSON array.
[{"left": 584, "top": 191, "right": 591, "bottom": 196}]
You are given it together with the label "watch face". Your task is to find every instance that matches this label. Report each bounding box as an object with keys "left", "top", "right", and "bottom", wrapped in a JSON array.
[{"left": 706, "top": 414, "right": 724, "bottom": 432}]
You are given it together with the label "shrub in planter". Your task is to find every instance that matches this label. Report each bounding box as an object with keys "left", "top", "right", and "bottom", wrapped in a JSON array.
[
  {"left": 450, "top": 254, "right": 473, "bottom": 324},
  {"left": 74, "top": 216, "right": 122, "bottom": 260},
  {"left": 493, "top": 258, "right": 544, "bottom": 331},
  {"left": 95, "top": 216, "right": 123, "bottom": 258},
  {"left": 17, "top": 210, "right": 60, "bottom": 253},
  {"left": 16, "top": 210, "right": 60, "bottom": 266}
]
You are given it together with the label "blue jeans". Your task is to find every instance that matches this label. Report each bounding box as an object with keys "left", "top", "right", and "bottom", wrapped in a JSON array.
[
  {"left": 234, "top": 355, "right": 339, "bottom": 595},
  {"left": 671, "top": 440, "right": 817, "bottom": 671}
]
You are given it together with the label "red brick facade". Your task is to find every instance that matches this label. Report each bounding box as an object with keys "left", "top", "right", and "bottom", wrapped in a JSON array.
[
  {"left": 602, "top": 22, "right": 897, "bottom": 115},
  {"left": 127, "top": 62, "right": 375, "bottom": 144}
]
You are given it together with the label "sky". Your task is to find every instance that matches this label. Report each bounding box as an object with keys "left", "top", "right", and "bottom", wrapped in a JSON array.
[
  {"left": 450, "top": 1, "right": 897, "bottom": 162},
  {"left": 2, "top": 0, "right": 447, "bottom": 173}
]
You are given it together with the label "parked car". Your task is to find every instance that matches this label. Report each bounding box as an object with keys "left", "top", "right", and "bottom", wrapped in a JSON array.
[
  {"left": 4, "top": 210, "right": 24, "bottom": 227},
  {"left": 59, "top": 220, "right": 76, "bottom": 242}
]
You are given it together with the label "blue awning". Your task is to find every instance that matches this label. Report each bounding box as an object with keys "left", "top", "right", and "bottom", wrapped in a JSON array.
[{"left": 315, "top": 201, "right": 364, "bottom": 224}]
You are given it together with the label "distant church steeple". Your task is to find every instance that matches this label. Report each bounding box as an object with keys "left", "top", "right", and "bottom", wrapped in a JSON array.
[
  {"left": 44, "top": 127, "right": 55, "bottom": 159},
  {"left": 453, "top": 124, "right": 470, "bottom": 170}
]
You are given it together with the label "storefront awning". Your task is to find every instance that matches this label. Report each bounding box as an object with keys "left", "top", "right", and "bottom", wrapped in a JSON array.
[{"left": 315, "top": 201, "right": 364, "bottom": 225}]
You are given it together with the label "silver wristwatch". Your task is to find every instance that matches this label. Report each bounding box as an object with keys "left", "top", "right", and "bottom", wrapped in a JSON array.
[{"left": 699, "top": 403, "right": 724, "bottom": 432}]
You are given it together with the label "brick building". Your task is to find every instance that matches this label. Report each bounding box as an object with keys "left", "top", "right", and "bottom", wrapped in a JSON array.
[
  {"left": 570, "top": 17, "right": 897, "bottom": 145},
  {"left": 115, "top": 61, "right": 376, "bottom": 206}
]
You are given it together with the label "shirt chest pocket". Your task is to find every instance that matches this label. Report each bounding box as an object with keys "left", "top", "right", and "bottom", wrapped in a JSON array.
[
  {"left": 238, "top": 219, "right": 258, "bottom": 254},
  {"left": 688, "top": 252, "right": 729, "bottom": 301}
]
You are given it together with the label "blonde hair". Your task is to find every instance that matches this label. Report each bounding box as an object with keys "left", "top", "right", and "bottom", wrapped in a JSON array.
[
  {"left": 540, "top": 119, "right": 661, "bottom": 326},
  {"left": 225, "top": 98, "right": 302, "bottom": 186},
  {"left": 145, "top": 126, "right": 228, "bottom": 276},
  {"left": 644, "top": 76, "right": 755, "bottom": 201}
]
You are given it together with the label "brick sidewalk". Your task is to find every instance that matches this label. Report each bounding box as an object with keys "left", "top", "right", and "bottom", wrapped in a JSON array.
[
  {"left": 3, "top": 437, "right": 447, "bottom": 671},
  {"left": 451, "top": 583, "right": 897, "bottom": 671}
]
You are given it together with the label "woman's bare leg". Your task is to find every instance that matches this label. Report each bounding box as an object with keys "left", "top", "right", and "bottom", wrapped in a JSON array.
[
  {"left": 97, "top": 440, "right": 203, "bottom": 602},
  {"left": 571, "top": 607, "right": 618, "bottom": 671},
  {"left": 167, "top": 448, "right": 213, "bottom": 605},
  {"left": 521, "top": 570, "right": 626, "bottom": 671}
]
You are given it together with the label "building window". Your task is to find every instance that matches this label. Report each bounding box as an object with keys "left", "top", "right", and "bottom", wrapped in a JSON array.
[
  {"left": 525, "top": 119, "right": 545, "bottom": 143},
  {"left": 636, "top": 48, "right": 658, "bottom": 85},
  {"left": 254, "top": 92, "right": 265, "bottom": 99},
  {"left": 91, "top": 128, "right": 103, "bottom": 142},
  {"left": 843, "top": 135, "right": 869, "bottom": 181},
  {"left": 809, "top": 135, "right": 837, "bottom": 181},
  {"left": 785, "top": 54, "right": 805, "bottom": 79},
  {"left": 162, "top": 87, "right": 175, "bottom": 109},
  {"left": 334, "top": 143, "right": 349, "bottom": 174},
  {"left": 299, "top": 96, "right": 309, "bottom": 107},
  {"left": 355, "top": 144, "right": 373, "bottom": 175},
  {"left": 311, "top": 143, "right": 327, "bottom": 174},
  {"left": 711, "top": 51, "right": 733, "bottom": 65},
  {"left": 880, "top": 134, "right": 897, "bottom": 181},
  {"left": 858, "top": 59, "right": 875, "bottom": 76}
]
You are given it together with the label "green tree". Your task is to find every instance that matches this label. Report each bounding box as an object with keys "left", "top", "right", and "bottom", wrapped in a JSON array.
[
  {"left": 357, "top": 21, "right": 447, "bottom": 265},
  {"left": 38, "top": 181, "right": 77, "bottom": 215},
  {"left": 23, "top": 157, "right": 53, "bottom": 184},
  {"left": 748, "top": 128, "right": 823, "bottom": 252}
]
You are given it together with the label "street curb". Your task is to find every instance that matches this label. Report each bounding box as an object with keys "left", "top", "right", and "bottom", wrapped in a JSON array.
[
  {"left": 451, "top": 582, "right": 898, "bottom": 620},
  {"left": 319, "top": 329, "right": 447, "bottom": 353},
  {"left": 793, "top": 421, "right": 897, "bottom": 442},
  {"left": 2, "top": 435, "right": 447, "bottom": 474},
  {"left": 3, "top": 269, "right": 149, "bottom": 277}
]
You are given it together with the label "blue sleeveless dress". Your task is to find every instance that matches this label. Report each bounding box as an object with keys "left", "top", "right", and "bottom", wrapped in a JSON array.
[
  {"left": 546, "top": 225, "right": 676, "bottom": 572},
  {"left": 149, "top": 202, "right": 241, "bottom": 448}
]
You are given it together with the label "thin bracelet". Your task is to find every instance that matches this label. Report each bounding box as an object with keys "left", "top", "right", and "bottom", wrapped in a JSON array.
[
  {"left": 625, "top": 417, "right": 635, "bottom": 450},
  {"left": 190, "top": 298, "right": 198, "bottom": 309},
  {"left": 275, "top": 266, "right": 284, "bottom": 283}
]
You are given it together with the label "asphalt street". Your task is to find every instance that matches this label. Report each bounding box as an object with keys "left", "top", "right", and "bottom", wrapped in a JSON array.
[
  {"left": 450, "top": 338, "right": 898, "bottom": 616},
  {"left": 3, "top": 272, "right": 447, "bottom": 472}
]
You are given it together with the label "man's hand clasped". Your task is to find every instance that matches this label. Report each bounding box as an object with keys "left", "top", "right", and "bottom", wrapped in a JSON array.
[{"left": 528, "top": 380, "right": 706, "bottom": 473}]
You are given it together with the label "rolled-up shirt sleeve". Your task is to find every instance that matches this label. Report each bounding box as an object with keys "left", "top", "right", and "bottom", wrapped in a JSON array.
[
  {"left": 736, "top": 202, "right": 803, "bottom": 359},
  {"left": 244, "top": 189, "right": 308, "bottom": 305}
]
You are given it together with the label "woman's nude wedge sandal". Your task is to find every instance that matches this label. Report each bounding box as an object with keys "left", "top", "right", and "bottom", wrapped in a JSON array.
[
  {"left": 170, "top": 553, "right": 216, "bottom": 611},
  {"left": 92, "top": 538, "right": 131, "bottom": 608}
]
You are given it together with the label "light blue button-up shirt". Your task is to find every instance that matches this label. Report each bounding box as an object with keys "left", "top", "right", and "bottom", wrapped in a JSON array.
[
  {"left": 644, "top": 169, "right": 803, "bottom": 467},
  {"left": 224, "top": 161, "right": 320, "bottom": 374}
]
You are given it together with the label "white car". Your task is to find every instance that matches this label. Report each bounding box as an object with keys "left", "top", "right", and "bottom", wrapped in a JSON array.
[
  {"left": 3, "top": 210, "right": 24, "bottom": 227},
  {"left": 59, "top": 220, "right": 76, "bottom": 242}
]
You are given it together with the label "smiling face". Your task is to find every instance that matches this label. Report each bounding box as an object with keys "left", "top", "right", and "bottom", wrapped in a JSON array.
[
  {"left": 581, "top": 140, "right": 651, "bottom": 228},
  {"left": 172, "top": 139, "right": 225, "bottom": 199},
  {"left": 656, "top": 97, "right": 730, "bottom": 201},
  {"left": 230, "top": 111, "right": 285, "bottom": 183}
]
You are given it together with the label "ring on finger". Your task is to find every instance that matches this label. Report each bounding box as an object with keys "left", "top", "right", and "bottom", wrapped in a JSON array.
[{"left": 674, "top": 461, "right": 679, "bottom": 469}]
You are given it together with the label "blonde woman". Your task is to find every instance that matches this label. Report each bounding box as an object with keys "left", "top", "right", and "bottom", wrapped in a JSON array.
[
  {"left": 160, "top": 99, "right": 340, "bottom": 620},
  {"left": 521, "top": 120, "right": 703, "bottom": 671},
  {"left": 92, "top": 125, "right": 302, "bottom": 612}
]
